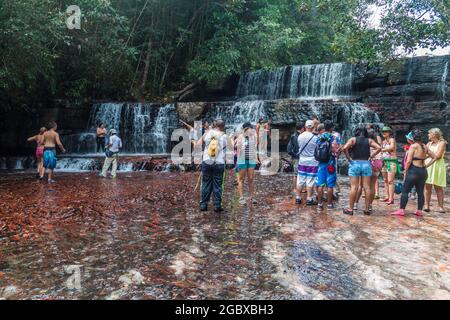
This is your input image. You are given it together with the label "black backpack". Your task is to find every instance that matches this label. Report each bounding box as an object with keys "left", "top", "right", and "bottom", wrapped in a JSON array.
[
  {"left": 314, "top": 139, "right": 332, "bottom": 163},
  {"left": 287, "top": 132, "right": 299, "bottom": 158}
]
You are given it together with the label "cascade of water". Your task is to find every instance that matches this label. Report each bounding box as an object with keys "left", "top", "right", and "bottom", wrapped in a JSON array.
[
  {"left": 441, "top": 60, "right": 449, "bottom": 102},
  {"left": 89, "top": 103, "right": 124, "bottom": 132},
  {"left": 207, "top": 100, "right": 266, "bottom": 131},
  {"left": 152, "top": 104, "right": 177, "bottom": 153},
  {"left": 14, "top": 159, "right": 24, "bottom": 170},
  {"left": 336, "top": 103, "right": 382, "bottom": 140},
  {"left": 237, "top": 63, "right": 353, "bottom": 100},
  {"left": 123, "top": 103, "right": 156, "bottom": 154}
]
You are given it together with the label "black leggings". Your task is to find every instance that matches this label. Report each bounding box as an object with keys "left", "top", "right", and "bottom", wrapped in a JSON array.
[{"left": 401, "top": 165, "right": 428, "bottom": 210}]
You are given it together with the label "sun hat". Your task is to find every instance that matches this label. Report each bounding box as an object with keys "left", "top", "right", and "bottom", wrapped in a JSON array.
[{"left": 405, "top": 131, "right": 414, "bottom": 142}]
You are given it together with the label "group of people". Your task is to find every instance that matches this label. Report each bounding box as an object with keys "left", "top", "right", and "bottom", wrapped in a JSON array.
[
  {"left": 27, "top": 122, "right": 122, "bottom": 181},
  {"left": 27, "top": 117, "right": 447, "bottom": 217},
  {"left": 289, "top": 120, "right": 447, "bottom": 216}
]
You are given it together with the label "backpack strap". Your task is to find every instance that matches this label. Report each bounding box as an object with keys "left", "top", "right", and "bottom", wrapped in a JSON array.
[{"left": 298, "top": 134, "right": 316, "bottom": 157}]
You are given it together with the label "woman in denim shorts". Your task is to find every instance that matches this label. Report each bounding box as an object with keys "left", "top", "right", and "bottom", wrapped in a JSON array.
[{"left": 342, "top": 125, "right": 382, "bottom": 215}]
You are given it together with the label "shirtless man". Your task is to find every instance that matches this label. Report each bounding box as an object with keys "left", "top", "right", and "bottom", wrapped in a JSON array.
[{"left": 43, "top": 121, "right": 66, "bottom": 183}]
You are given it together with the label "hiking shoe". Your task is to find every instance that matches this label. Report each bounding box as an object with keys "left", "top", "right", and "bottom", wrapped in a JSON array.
[
  {"left": 239, "top": 197, "right": 246, "bottom": 205},
  {"left": 327, "top": 203, "right": 335, "bottom": 210},
  {"left": 317, "top": 203, "right": 324, "bottom": 211},
  {"left": 251, "top": 198, "right": 257, "bottom": 204},
  {"left": 214, "top": 207, "right": 224, "bottom": 213},
  {"left": 410, "top": 193, "right": 416, "bottom": 200},
  {"left": 48, "top": 179, "right": 56, "bottom": 183},
  {"left": 353, "top": 203, "right": 358, "bottom": 211},
  {"left": 391, "top": 209, "right": 405, "bottom": 216},
  {"left": 295, "top": 198, "right": 302, "bottom": 205},
  {"left": 200, "top": 206, "right": 208, "bottom": 212},
  {"left": 306, "top": 199, "right": 318, "bottom": 206}
]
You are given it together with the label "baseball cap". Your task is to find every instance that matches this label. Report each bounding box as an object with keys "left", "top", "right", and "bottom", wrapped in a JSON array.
[
  {"left": 305, "top": 120, "right": 315, "bottom": 128},
  {"left": 382, "top": 126, "right": 392, "bottom": 132},
  {"left": 109, "top": 129, "right": 117, "bottom": 135}
]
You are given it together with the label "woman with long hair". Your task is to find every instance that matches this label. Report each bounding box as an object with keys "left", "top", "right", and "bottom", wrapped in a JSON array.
[
  {"left": 392, "top": 130, "right": 436, "bottom": 216},
  {"left": 236, "top": 122, "right": 260, "bottom": 205},
  {"left": 342, "top": 125, "right": 381, "bottom": 215},
  {"left": 380, "top": 126, "right": 399, "bottom": 205},
  {"left": 424, "top": 128, "right": 447, "bottom": 213},
  {"left": 27, "top": 127, "right": 47, "bottom": 179}
]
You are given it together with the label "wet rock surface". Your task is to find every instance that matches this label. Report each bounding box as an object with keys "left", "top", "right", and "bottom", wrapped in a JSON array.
[{"left": 0, "top": 171, "right": 449, "bottom": 300}]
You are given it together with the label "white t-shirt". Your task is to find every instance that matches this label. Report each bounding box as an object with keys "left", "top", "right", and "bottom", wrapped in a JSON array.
[
  {"left": 297, "top": 131, "right": 318, "bottom": 166},
  {"left": 202, "top": 129, "right": 227, "bottom": 164},
  {"left": 109, "top": 135, "right": 122, "bottom": 153}
]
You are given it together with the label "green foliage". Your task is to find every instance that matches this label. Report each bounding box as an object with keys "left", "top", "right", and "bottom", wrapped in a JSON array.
[{"left": 0, "top": 0, "right": 448, "bottom": 109}]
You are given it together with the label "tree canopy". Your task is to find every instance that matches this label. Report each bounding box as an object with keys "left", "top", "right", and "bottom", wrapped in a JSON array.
[{"left": 0, "top": 0, "right": 448, "bottom": 109}]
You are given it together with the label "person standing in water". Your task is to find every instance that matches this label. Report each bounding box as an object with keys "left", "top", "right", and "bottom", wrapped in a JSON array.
[
  {"left": 391, "top": 130, "right": 436, "bottom": 217},
  {"left": 287, "top": 121, "right": 305, "bottom": 199},
  {"left": 27, "top": 127, "right": 47, "bottom": 179},
  {"left": 315, "top": 120, "right": 341, "bottom": 211},
  {"left": 42, "top": 122, "right": 66, "bottom": 183},
  {"left": 100, "top": 129, "right": 122, "bottom": 179},
  {"left": 380, "top": 126, "right": 399, "bottom": 205},
  {"left": 236, "top": 122, "right": 260, "bottom": 205},
  {"left": 296, "top": 120, "right": 319, "bottom": 206},
  {"left": 96, "top": 123, "right": 107, "bottom": 153},
  {"left": 424, "top": 128, "right": 447, "bottom": 213},
  {"left": 342, "top": 125, "right": 381, "bottom": 215},
  {"left": 198, "top": 120, "right": 227, "bottom": 213}
]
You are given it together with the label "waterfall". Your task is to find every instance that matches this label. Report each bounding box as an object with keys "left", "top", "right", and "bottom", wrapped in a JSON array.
[
  {"left": 89, "top": 103, "right": 123, "bottom": 132},
  {"left": 63, "top": 103, "right": 178, "bottom": 154},
  {"left": 441, "top": 60, "right": 449, "bottom": 102},
  {"left": 151, "top": 104, "right": 177, "bottom": 154},
  {"left": 236, "top": 63, "right": 353, "bottom": 100},
  {"left": 236, "top": 67, "right": 288, "bottom": 100},
  {"left": 205, "top": 100, "right": 266, "bottom": 131}
]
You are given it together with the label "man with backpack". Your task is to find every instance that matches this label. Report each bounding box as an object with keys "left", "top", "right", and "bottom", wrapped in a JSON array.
[
  {"left": 198, "top": 119, "right": 227, "bottom": 213},
  {"left": 287, "top": 121, "right": 305, "bottom": 198},
  {"left": 315, "top": 120, "right": 341, "bottom": 211},
  {"left": 296, "top": 120, "right": 319, "bottom": 205}
]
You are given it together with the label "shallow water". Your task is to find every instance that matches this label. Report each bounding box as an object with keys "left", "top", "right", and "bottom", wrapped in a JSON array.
[{"left": 0, "top": 172, "right": 449, "bottom": 299}]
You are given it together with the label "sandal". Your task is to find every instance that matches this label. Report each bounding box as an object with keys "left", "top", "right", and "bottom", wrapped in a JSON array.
[{"left": 343, "top": 208, "right": 354, "bottom": 216}]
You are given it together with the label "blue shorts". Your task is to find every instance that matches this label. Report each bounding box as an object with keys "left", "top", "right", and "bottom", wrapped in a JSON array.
[
  {"left": 237, "top": 160, "right": 257, "bottom": 171},
  {"left": 349, "top": 160, "right": 372, "bottom": 177},
  {"left": 43, "top": 149, "right": 57, "bottom": 170},
  {"left": 316, "top": 163, "right": 337, "bottom": 188}
]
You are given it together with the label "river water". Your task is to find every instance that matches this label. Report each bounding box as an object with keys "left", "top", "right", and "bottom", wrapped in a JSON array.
[{"left": 0, "top": 172, "right": 449, "bottom": 299}]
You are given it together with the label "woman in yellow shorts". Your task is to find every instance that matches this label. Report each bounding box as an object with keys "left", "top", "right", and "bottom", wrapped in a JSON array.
[{"left": 424, "top": 128, "right": 447, "bottom": 213}]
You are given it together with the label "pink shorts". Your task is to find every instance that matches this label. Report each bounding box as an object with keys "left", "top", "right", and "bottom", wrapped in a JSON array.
[{"left": 36, "top": 147, "right": 44, "bottom": 159}]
